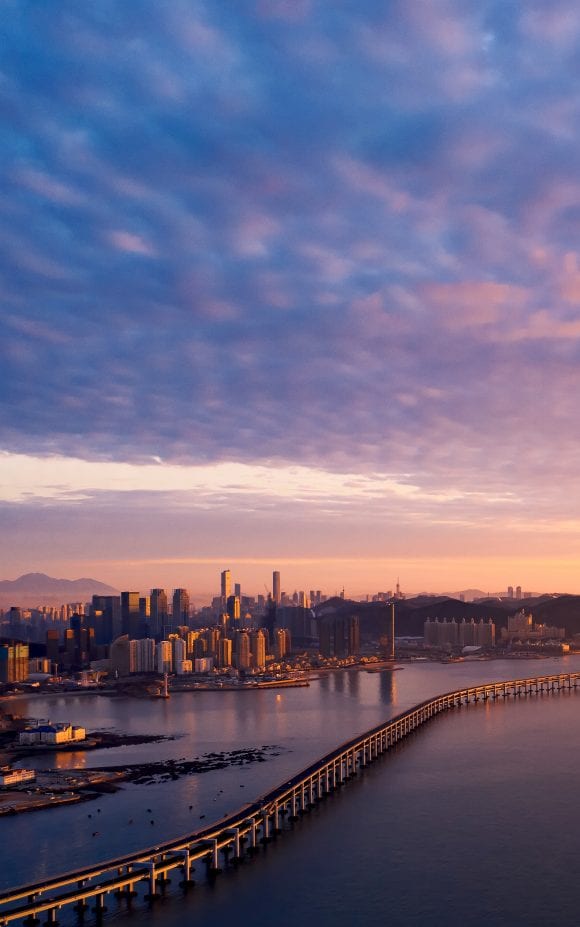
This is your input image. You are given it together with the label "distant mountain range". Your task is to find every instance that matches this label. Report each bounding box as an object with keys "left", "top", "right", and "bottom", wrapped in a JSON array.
[{"left": 0, "top": 573, "right": 119, "bottom": 607}]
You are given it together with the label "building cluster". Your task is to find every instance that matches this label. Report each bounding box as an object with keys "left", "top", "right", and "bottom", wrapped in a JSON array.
[
  {"left": 19, "top": 722, "right": 86, "bottom": 745},
  {"left": 319, "top": 615, "right": 360, "bottom": 658},
  {"left": 0, "top": 766, "right": 36, "bottom": 788},
  {"left": 0, "top": 570, "right": 410, "bottom": 687},
  {"left": 0, "top": 642, "right": 29, "bottom": 684},
  {"left": 505, "top": 586, "right": 531, "bottom": 600},
  {"left": 423, "top": 618, "right": 496, "bottom": 649},
  {"left": 108, "top": 625, "right": 291, "bottom": 677},
  {"left": 500, "top": 610, "right": 565, "bottom": 643}
]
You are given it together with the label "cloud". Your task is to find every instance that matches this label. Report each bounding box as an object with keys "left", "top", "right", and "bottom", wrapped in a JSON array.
[{"left": 3, "top": 0, "right": 580, "bottom": 585}]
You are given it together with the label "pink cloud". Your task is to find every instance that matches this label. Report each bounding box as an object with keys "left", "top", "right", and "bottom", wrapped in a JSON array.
[
  {"left": 13, "top": 168, "right": 84, "bottom": 205},
  {"left": 232, "top": 213, "right": 280, "bottom": 257},
  {"left": 108, "top": 230, "right": 156, "bottom": 256},
  {"left": 422, "top": 281, "right": 528, "bottom": 329},
  {"left": 334, "top": 156, "right": 410, "bottom": 213}
]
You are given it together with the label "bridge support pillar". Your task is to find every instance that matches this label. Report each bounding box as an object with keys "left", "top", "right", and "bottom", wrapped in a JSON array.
[
  {"left": 208, "top": 839, "right": 222, "bottom": 874},
  {"left": 180, "top": 848, "right": 195, "bottom": 886},
  {"left": 93, "top": 894, "right": 107, "bottom": 917},
  {"left": 290, "top": 792, "right": 298, "bottom": 821},
  {"left": 273, "top": 805, "right": 281, "bottom": 834},
  {"left": 144, "top": 861, "right": 159, "bottom": 900},
  {"left": 45, "top": 907, "right": 58, "bottom": 926},
  {"left": 248, "top": 818, "right": 259, "bottom": 853},
  {"left": 230, "top": 827, "right": 242, "bottom": 861},
  {"left": 261, "top": 810, "right": 270, "bottom": 843}
]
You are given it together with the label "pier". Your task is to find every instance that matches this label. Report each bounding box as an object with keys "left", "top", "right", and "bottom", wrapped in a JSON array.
[{"left": 1, "top": 670, "right": 578, "bottom": 926}]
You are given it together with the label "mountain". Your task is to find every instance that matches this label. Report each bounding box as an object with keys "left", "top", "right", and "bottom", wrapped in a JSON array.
[
  {"left": 0, "top": 573, "right": 119, "bottom": 607},
  {"left": 530, "top": 595, "right": 580, "bottom": 636}
]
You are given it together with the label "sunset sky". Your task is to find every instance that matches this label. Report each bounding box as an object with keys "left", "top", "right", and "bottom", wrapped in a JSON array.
[{"left": 3, "top": 1, "right": 580, "bottom": 598}]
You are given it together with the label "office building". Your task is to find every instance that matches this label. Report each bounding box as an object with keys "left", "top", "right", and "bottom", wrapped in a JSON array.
[
  {"left": 172, "top": 589, "right": 190, "bottom": 627},
  {"left": 90, "top": 595, "right": 121, "bottom": 645},
  {"left": 227, "top": 595, "right": 241, "bottom": 623},
  {"left": 0, "top": 642, "right": 29, "bottom": 683},
  {"left": 121, "top": 592, "right": 141, "bottom": 639},
  {"left": 221, "top": 570, "right": 231, "bottom": 603},
  {"left": 150, "top": 589, "right": 168, "bottom": 637}
]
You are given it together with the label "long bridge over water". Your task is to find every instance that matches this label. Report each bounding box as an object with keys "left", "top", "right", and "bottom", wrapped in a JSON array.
[{"left": 1, "top": 670, "right": 579, "bottom": 926}]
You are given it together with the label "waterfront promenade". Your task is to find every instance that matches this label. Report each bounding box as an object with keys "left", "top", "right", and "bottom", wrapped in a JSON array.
[{"left": 1, "top": 670, "right": 578, "bottom": 926}]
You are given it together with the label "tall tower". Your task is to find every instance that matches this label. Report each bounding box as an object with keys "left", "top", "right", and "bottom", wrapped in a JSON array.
[
  {"left": 221, "top": 569, "right": 231, "bottom": 603},
  {"left": 273, "top": 571, "right": 281, "bottom": 605}
]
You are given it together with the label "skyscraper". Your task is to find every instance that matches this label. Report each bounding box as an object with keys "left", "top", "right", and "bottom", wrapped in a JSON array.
[
  {"left": 172, "top": 588, "right": 190, "bottom": 627},
  {"left": 0, "top": 642, "right": 29, "bottom": 683},
  {"left": 250, "top": 629, "right": 266, "bottom": 671},
  {"left": 273, "top": 571, "right": 281, "bottom": 605},
  {"left": 233, "top": 631, "right": 251, "bottom": 671},
  {"left": 221, "top": 569, "right": 231, "bottom": 602},
  {"left": 150, "top": 589, "right": 168, "bottom": 637},
  {"left": 121, "top": 592, "right": 141, "bottom": 639}
]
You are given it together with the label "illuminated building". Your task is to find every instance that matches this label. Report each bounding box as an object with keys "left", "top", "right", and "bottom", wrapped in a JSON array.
[
  {"left": 150, "top": 589, "right": 168, "bottom": 637},
  {"left": 172, "top": 589, "right": 190, "bottom": 627},
  {"left": 221, "top": 570, "right": 231, "bottom": 602},
  {"left": 0, "top": 642, "right": 29, "bottom": 683},
  {"left": 273, "top": 571, "right": 281, "bottom": 605}
]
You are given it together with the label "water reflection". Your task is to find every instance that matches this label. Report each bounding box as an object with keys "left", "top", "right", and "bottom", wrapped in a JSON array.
[{"left": 379, "top": 670, "right": 396, "bottom": 706}]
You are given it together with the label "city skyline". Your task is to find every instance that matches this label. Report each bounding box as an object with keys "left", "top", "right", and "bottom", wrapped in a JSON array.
[{"left": 4, "top": 4, "right": 580, "bottom": 592}]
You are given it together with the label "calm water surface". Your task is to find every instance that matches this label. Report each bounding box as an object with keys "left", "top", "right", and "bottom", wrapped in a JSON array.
[{"left": 3, "top": 655, "right": 580, "bottom": 926}]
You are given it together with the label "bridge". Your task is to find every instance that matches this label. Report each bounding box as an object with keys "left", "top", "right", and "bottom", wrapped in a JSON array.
[{"left": 1, "top": 670, "right": 578, "bottom": 926}]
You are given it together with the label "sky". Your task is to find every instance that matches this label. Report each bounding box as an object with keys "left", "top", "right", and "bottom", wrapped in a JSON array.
[{"left": 3, "top": 0, "right": 580, "bottom": 598}]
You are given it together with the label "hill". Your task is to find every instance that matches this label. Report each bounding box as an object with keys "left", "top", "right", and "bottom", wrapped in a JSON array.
[{"left": 0, "top": 573, "right": 119, "bottom": 607}]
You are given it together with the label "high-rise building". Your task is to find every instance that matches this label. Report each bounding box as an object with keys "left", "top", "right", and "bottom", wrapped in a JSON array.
[
  {"left": 171, "top": 636, "right": 187, "bottom": 673},
  {"left": 507, "top": 586, "right": 514, "bottom": 599},
  {"left": 110, "top": 635, "right": 131, "bottom": 677},
  {"left": 129, "top": 638, "right": 156, "bottom": 673},
  {"left": 221, "top": 570, "right": 231, "bottom": 602},
  {"left": 217, "top": 637, "right": 233, "bottom": 668},
  {"left": 250, "top": 629, "right": 266, "bottom": 671},
  {"left": 274, "top": 627, "right": 291, "bottom": 660},
  {"left": 273, "top": 571, "right": 281, "bottom": 605},
  {"left": 90, "top": 595, "right": 121, "bottom": 645},
  {"left": 150, "top": 589, "right": 168, "bottom": 637},
  {"left": 0, "top": 642, "right": 29, "bottom": 683},
  {"left": 156, "top": 640, "right": 173, "bottom": 674},
  {"left": 227, "top": 595, "right": 241, "bottom": 623},
  {"left": 172, "top": 589, "right": 190, "bottom": 627},
  {"left": 516, "top": 585, "right": 522, "bottom": 600},
  {"left": 121, "top": 592, "right": 141, "bottom": 639},
  {"left": 319, "top": 616, "right": 360, "bottom": 658},
  {"left": 233, "top": 631, "right": 251, "bottom": 671},
  {"left": 234, "top": 582, "right": 241, "bottom": 599}
]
